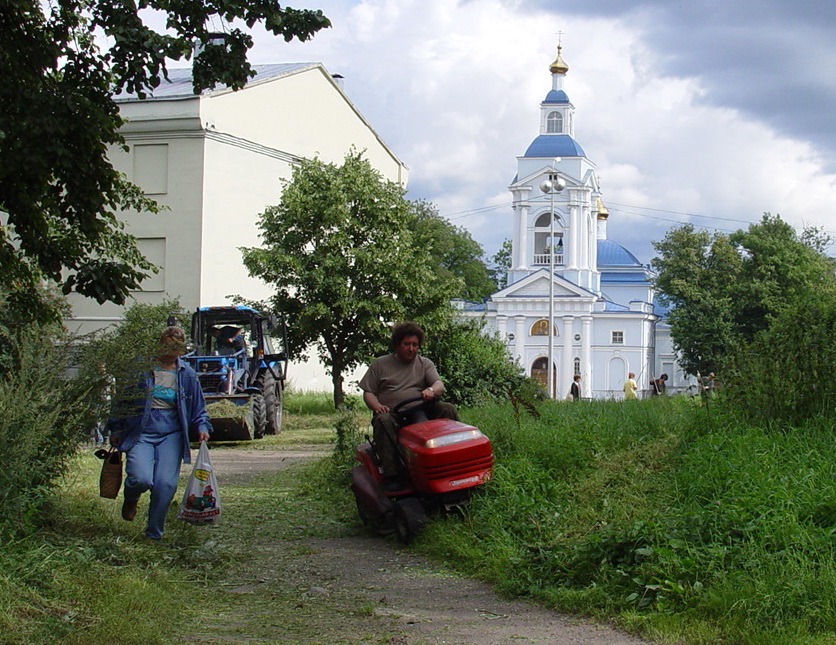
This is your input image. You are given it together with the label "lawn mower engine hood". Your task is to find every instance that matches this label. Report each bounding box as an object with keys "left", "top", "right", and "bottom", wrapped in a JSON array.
[{"left": 398, "top": 418, "right": 493, "bottom": 495}]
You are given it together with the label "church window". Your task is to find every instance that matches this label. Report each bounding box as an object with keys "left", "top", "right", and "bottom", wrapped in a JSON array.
[
  {"left": 531, "top": 319, "right": 558, "bottom": 336},
  {"left": 533, "top": 213, "right": 564, "bottom": 266},
  {"left": 534, "top": 212, "right": 561, "bottom": 227},
  {"left": 574, "top": 357, "right": 581, "bottom": 376},
  {"left": 611, "top": 331, "right": 624, "bottom": 344},
  {"left": 546, "top": 111, "right": 563, "bottom": 134}
]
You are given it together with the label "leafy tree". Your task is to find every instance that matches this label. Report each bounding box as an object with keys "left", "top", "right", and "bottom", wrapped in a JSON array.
[
  {"left": 652, "top": 213, "right": 836, "bottom": 376},
  {"left": 0, "top": 1, "right": 330, "bottom": 319},
  {"left": 422, "top": 313, "right": 524, "bottom": 407},
  {"left": 240, "top": 152, "right": 452, "bottom": 407},
  {"left": 410, "top": 201, "right": 495, "bottom": 301},
  {"left": 88, "top": 298, "right": 186, "bottom": 384},
  {"left": 488, "top": 238, "right": 513, "bottom": 290}
]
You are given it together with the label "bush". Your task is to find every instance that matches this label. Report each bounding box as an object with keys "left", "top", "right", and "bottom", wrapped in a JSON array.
[
  {"left": 723, "top": 289, "right": 836, "bottom": 427},
  {"left": 422, "top": 315, "right": 525, "bottom": 407},
  {"left": 0, "top": 329, "right": 102, "bottom": 535}
]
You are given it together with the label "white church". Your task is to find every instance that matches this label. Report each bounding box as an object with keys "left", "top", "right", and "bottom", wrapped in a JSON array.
[{"left": 456, "top": 47, "right": 690, "bottom": 399}]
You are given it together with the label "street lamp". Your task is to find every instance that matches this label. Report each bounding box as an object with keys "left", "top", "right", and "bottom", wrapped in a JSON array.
[{"left": 539, "top": 170, "right": 565, "bottom": 398}]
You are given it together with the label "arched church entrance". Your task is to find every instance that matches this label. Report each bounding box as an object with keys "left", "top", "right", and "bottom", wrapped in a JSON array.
[
  {"left": 531, "top": 357, "right": 557, "bottom": 397},
  {"left": 608, "top": 357, "right": 627, "bottom": 399}
]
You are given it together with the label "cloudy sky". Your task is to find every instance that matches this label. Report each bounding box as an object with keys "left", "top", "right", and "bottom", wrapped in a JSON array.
[{"left": 240, "top": 0, "right": 836, "bottom": 264}]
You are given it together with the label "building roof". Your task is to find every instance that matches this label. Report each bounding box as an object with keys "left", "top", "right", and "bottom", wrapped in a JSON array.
[
  {"left": 523, "top": 134, "right": 586, "bottom": 158},
  {"left": 600, "top": 271, "right": 650, "bottom": 284},
  {"left": 115, "top": 63, "right": 319, "bottom": 101},
  {"left": 543, "top": 89, "right": 570, "bottom": 104},
  {"left": 597, "top": 240, "right": 642, "bottom": 267},
  {"left": 600, "top": 299, "right": 629, "bottom": 312}
]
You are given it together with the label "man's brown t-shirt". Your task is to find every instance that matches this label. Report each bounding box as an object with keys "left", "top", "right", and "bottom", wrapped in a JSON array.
[{"left": 359, "top": 354, "right": 441, "bottom": 409}]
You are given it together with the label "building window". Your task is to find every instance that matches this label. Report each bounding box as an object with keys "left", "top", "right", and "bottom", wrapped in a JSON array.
[
  {"left": 130, "top": 237, "right": 166, "bottom": 292},
  {"left": 611, "top": 331, "right": 624, "bottom": 345},
  {"left": 533, "top": 212, "right": 564, "bottom": 266},
  {"left": 531, "top": 319, "right": 558, "bottom": 336},
  {"left": 546, "top": 111, "right": 563, "bottom": 134},
  {"left": 133, "top": 143, "right": 169, "bottom": 195},
  {"left": 574, "top": 357, "right": 581, "bottom": 375}
]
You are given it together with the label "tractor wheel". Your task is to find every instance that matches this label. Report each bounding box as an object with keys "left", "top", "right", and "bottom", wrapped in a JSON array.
[
  {"left": 393, "top": 497, "right": 428, "bottom": 544},
  {"left": 354, "top": 495, "right": 375, "bottom": 526},
  {"left": 256, "top": 371, "right": 283, "bottom": 435},
  {"left": 251, "top": 393, "right": 267, "bottom": 439}
]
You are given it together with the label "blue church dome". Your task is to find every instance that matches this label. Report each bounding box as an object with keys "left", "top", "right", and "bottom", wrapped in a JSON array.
[
  {"left": 544, "top": 89, "right": 570, "bottom": 104},
  {"left": 524, "top": 134, "right": 585, "bottom": 158},
  {"left": 597, "top": 240, "right": 642, "bottom": 267}
]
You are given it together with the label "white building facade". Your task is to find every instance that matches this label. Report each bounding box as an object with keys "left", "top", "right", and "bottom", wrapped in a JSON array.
[
  {"left": 458, "top": 48, "right": 689, "bottom": 399},
  {"left": 65, "top": 63, "right": 406, "bottom": 391}
]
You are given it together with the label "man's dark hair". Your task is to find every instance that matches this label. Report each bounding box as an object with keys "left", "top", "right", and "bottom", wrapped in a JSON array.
[{"left": 390, "top": 322, "right": 425, "bottom": 350}]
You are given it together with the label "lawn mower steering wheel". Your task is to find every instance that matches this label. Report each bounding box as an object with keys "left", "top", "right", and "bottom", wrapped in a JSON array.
[{"left": 391, "top": 396, "right": 430, "bottom": 424}]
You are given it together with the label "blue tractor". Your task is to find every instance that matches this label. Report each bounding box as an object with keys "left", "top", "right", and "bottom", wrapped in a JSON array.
[{"left": 171, "top": 306, "right": 288, "bottom": 441}]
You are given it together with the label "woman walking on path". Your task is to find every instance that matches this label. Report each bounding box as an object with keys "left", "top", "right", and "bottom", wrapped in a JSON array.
[{"left": 108, "top": 327, "right": 212, "bottom": 541}]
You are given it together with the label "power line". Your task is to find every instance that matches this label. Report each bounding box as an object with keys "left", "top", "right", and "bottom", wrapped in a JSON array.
[
  {"left": 605, "top": 201, "right": 754, "bottom": 225},
  {"left": 445, "top": 203, "right": 509, "bottom": 221},
  {"left": 442, "top": 201, "right": 836, "bottom": 240}
]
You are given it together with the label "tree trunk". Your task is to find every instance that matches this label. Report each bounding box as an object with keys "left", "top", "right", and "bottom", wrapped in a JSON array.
[{"left": 331, "top": 359, "right": 345, "bottom": 409}]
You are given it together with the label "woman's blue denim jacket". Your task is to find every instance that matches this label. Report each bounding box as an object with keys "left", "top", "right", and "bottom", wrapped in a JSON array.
[{"left": 106, "top": 358, "right": 212, "bottom": 464}]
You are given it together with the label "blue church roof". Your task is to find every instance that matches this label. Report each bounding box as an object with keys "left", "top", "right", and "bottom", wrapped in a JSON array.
[
  {"left": 543, "top": 89, "right": 570, "bottom": 104},
  {"left": 600, "top": 272, "right": 650, "bottom": 284},
  {"left": 601, "top": 300, "right": 629, "bottom": 312},
  {"left": 597, "top": 240, "right": 642, "bottom": 267},
  {"left": 524, "top": 134, "right": 585, "bottom": 158}
]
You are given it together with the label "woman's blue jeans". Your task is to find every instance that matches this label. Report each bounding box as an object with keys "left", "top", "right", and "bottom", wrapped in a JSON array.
[{"left": 123, "top": 408, "right": 184, "bottom": 540}]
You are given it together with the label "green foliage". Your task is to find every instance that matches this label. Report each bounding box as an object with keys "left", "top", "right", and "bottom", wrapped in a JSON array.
[
  {"left": 0, "top": 329, "right": 102, "bottom": 535},
  {"left": 421, "top": 400, "right": 836, "bottom": 644},
  {"left": 422, "top": 314, "right": 525, "bottom": 407},
  {"left": 410, "top": 200, "right": 496, "bottom": 300},
  {"left": 652, "top": 213, "right": 836, "bottom": 376},
  {"left": 488, "top": 238, "right": 513, "bottom": 290},
  {"left": 0, "top": 1, "right": 329, "bottom": 309},
  {"left": 723, "top": 289, "right": 836, "bottom": 426},
  {"left": 0, "top": 284, "right": 71, "bottom": 371},
  {"left": 241, "top": 151, "right": 452, "bottom": 407},
  {"left": 86, "top": 298, "right": 185, "bottom": 389}
]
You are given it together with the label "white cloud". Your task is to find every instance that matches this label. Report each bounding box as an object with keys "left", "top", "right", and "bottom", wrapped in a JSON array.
[{"left": 251, "top": 0, "right": 836, "bottom": 262}]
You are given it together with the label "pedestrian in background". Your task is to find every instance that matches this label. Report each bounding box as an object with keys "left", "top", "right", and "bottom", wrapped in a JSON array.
[
  {"left": 570, "top": 374, "right": 582, "bottom": 401},
  {"left": 623, "top": 372, "right": 638, "bottom": 400},
  {"left": 651, "top": 373, "right": 668, "bottom": 396}
]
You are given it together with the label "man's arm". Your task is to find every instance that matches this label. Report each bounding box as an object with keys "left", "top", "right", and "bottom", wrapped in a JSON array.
[
  {"left": 421, "top": 380, "right": 444, "bottom": 401},
  {"left": 363, "top": 391, "right": 389, "bottom": 415}
]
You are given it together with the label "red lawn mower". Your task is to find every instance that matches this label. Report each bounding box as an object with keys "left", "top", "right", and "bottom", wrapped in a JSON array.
[{"left": 350, "top": 397, "right": 494, "bottom": 543}]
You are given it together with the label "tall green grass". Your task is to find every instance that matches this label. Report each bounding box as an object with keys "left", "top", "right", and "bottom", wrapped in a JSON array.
[
  {"left": 421, "top": 398, "right": 836, "bottom": 644},
  {"left": 0, "top": 452, "right": 223, "bottom": 645}
]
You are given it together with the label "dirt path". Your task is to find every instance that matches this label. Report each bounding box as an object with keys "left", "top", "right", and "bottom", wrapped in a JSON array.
[{"left": 203, "top": 447, "right": 652, "bottom": 645}]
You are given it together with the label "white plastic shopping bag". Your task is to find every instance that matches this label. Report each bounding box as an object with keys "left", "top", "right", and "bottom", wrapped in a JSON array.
[{"left": 177, "top": 441, "right": 221, "bottom": 525}]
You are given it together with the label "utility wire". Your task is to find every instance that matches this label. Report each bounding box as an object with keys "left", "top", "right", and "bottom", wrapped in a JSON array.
[{"left": 443, "top": 201, "right": 836, "bottom": 242}]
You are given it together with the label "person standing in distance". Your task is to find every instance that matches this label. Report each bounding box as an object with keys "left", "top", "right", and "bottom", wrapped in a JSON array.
[
  {"left": 359, "top": 322, "right": 458, "bottom": 477},
  {"left": 570, "top": 374, "right": 582, "bottom": 401},
  {"left": 623, "top": 372, "right": 638, "bottom": 400}
]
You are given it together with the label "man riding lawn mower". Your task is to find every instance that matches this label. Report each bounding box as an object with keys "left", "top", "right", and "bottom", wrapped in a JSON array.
[{"left": 352, "top": 322, "right": 494, "bottom": 543}]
